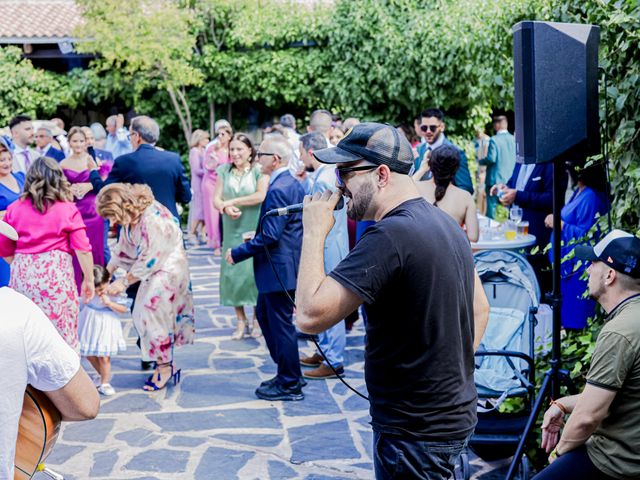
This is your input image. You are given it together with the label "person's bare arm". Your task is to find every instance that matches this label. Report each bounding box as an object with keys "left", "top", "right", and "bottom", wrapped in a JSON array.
[
  {"left": 296, "top": 191, "right": 362, "bottom": 334},
  {"left": 213, "top": 174, "right": 226, "bottom": 211},
  {"left": 473, "top": 269, "right": 489, "bottom": 351},
  {"left": 45, "top": 368, "right": 100, "bottom": 421},
  {"left": 75, "top": 250, "right": 95, "bottom": 303},
  {"left": 465, "top": 195, "right": 479, "bottom": 242},
  {"left": 225, "top": 175, "right": 269, "bottom": 208}
]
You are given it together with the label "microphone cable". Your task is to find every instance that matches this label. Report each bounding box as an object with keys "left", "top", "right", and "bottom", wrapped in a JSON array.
[{"left": 256, "top": 214, "right": 369, "bottom": 402}]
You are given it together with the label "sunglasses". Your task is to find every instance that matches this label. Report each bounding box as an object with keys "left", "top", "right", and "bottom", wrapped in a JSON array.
[
  {"left": 335, "top": 164, "right": 378, "bottom": 187},
  {"left": 420, "top": 124, "right": 439, "bottom": 133}
]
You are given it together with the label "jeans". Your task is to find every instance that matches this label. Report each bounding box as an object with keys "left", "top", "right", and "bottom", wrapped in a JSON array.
[
  {"left": 373, "top": 430, "right": 470, "bottom": 480},
  {"left": 317, "top": 319, "right": 346, "bottom": 366},
  {"left": 532, "top": 445, "right": 614, "bottom": 480}
]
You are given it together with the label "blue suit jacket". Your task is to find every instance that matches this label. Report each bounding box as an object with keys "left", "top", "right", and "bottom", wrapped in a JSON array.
[
  {"left": 89, "top": 147, "right": 113, "bottom": 164},
  {"left": 89, "top": 144, "right": 191, "bottom": 219},
  {"left": 507, "top": 162, "right": 567, "bottom": 247},
  {"left": 44, "top": 145, "right": 65, "bottom": 162},
  {"left": 415, "top": 138, "right": 474, "bottom": 194},
  {"left": 231, "top": 171, "right": 305, "bottom": 294}
]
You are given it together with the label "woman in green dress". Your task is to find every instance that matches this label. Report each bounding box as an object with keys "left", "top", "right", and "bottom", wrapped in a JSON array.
[{"left": 214, "top": 133, "right": 269, "bottom": 339}]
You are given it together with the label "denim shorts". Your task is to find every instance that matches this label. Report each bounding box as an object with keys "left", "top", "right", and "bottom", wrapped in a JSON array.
[{"left": 373, "top": 430, "right": 470, "bottom": 479}]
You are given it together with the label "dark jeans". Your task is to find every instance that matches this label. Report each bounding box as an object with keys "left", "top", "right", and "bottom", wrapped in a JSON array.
[
  {"left": 532, "top": 445, "right": 614, "bottom": 480},
  {"left": 373, "top": 430, "right": 470, "bottom": 480}
]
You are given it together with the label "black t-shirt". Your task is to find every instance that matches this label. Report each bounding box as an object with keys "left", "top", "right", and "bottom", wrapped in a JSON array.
[{"left": 330, "top": 198, "right": 477, "bottom": 439}]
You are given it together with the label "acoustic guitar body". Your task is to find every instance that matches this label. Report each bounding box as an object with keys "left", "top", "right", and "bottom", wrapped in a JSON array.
[{"left": 14, "top": 386, "right": 62, "bottom": 480}]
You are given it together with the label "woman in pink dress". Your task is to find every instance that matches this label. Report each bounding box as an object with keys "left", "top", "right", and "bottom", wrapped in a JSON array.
[
  {"left": 187, "top": 129, "right": 210, "bottom": 243},
  {"left": 0, "top": 157, "right": 95, "bottom": 348},
  {"left": 60, "top": 127, "right": 111, "bottom": 292},
  {"left": 202, "top": 125, "right": 232, "bottom": 254}
]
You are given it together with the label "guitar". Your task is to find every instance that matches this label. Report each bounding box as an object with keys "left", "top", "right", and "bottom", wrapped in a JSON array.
[{"left": 14, "top": 386, "right": 62, "bottom": 480}]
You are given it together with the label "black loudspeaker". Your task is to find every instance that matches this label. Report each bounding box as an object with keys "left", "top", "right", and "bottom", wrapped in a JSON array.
[{"left": 513, "top": 21, "right": 600, "bottom": 164}]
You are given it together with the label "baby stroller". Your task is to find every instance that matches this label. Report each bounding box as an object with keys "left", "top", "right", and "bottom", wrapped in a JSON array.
[{"left": 458, "top": 250, "right": 541, "bottom": 480}]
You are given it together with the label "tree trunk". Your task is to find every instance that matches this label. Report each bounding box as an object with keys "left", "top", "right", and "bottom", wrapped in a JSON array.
[
  {"left": 227, "top": 102, "right": 232, "bottom": 125},
  {"left": 209, "top": 101, "right": 215, "bottom": 137},
  {"left": 166, "top": 86, "right": 192, "bottom": 145}
]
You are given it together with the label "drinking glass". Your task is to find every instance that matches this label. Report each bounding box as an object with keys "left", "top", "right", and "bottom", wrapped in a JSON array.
[
  {"left": 510, "top": 206, "right": 523, "bottom": 224},
  {"left": 504, "top": 220, "right": 517, "bottom": 241}
]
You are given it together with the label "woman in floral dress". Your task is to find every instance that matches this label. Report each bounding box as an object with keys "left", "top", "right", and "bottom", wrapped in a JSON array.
[
  {"left": 96, "top": 183, "right": 195, "bottom": 391},
  {"left": 0, "top": 157, "right": 95, "bottom": 348}
]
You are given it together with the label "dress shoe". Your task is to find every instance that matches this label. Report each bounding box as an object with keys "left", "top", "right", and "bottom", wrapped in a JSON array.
[
  {"left": 255, "top": 382, "right": 304, "bottom": 401},
  {"left": 141, "top": 360, "right": 155, "bottom": 371},
  {"left": 260, "top": 376, "right": 307, "bottom": 388},
  {"left": 299, "top": 352, "right": 323, "bottom": 367},
  {"left": 303, "top": 363, "right": 344, "bottom": 380}
]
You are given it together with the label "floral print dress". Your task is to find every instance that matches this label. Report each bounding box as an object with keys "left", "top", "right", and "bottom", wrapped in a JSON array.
[{"left": 108, "top": 201, "right": 195, "bottom": 363}]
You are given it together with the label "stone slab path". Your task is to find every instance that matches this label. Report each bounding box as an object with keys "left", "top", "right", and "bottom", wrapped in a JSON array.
[{"left": 40, "top": 244, "right": 516, "bottom": 479}]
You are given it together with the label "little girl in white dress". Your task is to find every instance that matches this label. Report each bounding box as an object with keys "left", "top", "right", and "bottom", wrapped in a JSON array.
[{"left": 78, "top": 265, "right": 129, "bottom": 396}]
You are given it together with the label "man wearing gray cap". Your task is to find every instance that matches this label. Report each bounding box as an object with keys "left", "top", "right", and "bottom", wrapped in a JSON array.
[
  {"left": 535, "top": 229, "right": 640, "bottom": 480},
  {"left": 295, "top": 123, "right": 488, "bottom": 479}
]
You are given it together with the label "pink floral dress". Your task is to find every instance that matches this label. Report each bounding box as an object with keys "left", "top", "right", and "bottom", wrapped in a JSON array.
[{"left": 108, "top": 201, "right": 195, "bottom": 363}]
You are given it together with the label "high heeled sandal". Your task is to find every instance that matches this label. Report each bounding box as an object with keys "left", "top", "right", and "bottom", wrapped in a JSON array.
[
  {"left": 231, "top": 319, "right": 248, "bottom": 340},
  {"left": 143, "top": 362, "right": 181, "bottom": 391},
  {"left": 249, "top": 323, "right": 262, "bottom": 338}
]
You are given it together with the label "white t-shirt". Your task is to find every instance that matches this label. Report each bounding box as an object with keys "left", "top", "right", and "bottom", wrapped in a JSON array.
[{"left": 0, "top": 287, "right": 79, "bottom": 479}]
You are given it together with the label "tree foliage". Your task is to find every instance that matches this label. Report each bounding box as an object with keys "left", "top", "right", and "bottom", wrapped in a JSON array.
[{"left": 0, "top": 46, "right": 77, "bottom": 125}]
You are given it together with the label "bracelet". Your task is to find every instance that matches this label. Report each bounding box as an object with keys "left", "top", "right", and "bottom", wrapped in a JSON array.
[{"left": 550, "top": 399, "right": 568, "bottom": 415}]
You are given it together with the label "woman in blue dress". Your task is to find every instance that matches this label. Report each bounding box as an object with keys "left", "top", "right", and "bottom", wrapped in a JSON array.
[
  {"left": 544, "top": 160, "right": 609, "bottom": 329},
  {"left": 0, "top": 138, "right": 25, "bottom": 286}
]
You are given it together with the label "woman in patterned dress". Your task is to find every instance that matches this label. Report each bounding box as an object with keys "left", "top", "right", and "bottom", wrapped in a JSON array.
[
  {"left": 96, "top": 183, "right": 195, "bottom": 391},
  {"left": 0, "top": 157, "right": 95, "bottom": 348}
]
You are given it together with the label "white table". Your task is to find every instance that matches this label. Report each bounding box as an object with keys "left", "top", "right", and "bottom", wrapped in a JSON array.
[{"left": 471, "top": 234, "right": 537, "bottom": 251}]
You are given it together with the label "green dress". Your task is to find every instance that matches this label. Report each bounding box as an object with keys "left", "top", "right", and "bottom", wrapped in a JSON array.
[{"left": 217, "top": 163, "right": 262, "bottom": 306}]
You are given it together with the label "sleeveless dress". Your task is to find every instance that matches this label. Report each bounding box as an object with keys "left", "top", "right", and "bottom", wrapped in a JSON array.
[
  {"left": 77, "top": 295, "right": 128, "bottom": 356},
  {"left": 0, "top": 172, "right": 24, "bottom": 286},
  {"left": 201, "top": 147, "right": 230, "bottom": 249},
  {"left": 63, "top": 163, "right": 111, "bottom": 292},
  {"left": 217, "top": 163, "right": 261, "bottom": 306}
]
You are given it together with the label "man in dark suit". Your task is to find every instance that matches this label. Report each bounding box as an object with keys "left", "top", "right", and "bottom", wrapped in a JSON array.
[
  {"left": 35, "top": 126, "right": 66, "bottom": 162},
  {"left": 491, "top": 162, "right": 567, "bottom": 294},
  {"left": 227, "top": 135, "right": 306, "bottom": 401},
  {"left": 414, "top": 108, "right": 474, "bottom": 194},
  {"left": 89, "top": 115, "right": 191, "bottom": 219}
]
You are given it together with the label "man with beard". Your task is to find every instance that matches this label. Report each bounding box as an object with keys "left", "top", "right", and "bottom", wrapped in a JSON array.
[
  {"left": 534, "top": 230, "right": 640, "bottom": 480},
  {"left": 296, "top": 131, "right": 349, "bottom": 379},
  {"left": 295, "top": 123, "right": 488, "bottom": 479}
]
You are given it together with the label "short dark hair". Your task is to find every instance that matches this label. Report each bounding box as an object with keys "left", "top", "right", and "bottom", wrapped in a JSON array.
[
  {"left": 9, "top": 115, "right": 32, "bottom": 130},
  {"left": 93, "top": 264, "right": 111, "bottom": 287},
  {"left": 420, "top": 108, "right": 444, "bottom": 122},
  {"left": 299, "top": 132, "right": 327, "bottom": 152}
]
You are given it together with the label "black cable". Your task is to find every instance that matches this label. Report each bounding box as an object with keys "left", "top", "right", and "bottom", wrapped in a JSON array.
[
  {"left": 599, "top": 66, "right": 613, "bottom": 232},
  {"left": 257, "top": 214, "right": 369, "bottom": 401}
]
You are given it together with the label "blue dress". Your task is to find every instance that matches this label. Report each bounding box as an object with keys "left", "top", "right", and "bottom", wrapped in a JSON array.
[
  {"left": 549, "top": 186, "right": 608, "bottom": 329},
  {"left": 0, "top": 172, "right": 25, "bottom": 286}
]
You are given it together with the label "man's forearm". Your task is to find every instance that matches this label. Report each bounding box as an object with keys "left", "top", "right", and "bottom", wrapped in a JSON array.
[
  {"left": 296, "top": 234, "right": 328, "bottom": 330},
  {"left": 555, "top": 394, "right": 588, "bottom": 454}
]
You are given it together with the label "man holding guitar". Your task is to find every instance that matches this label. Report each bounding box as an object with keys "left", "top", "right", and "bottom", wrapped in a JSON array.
[{"left": 0, "top": 219, "right": 100, "bottom": 479}]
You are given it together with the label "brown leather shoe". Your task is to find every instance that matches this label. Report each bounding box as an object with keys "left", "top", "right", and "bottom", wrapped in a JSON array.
[
  {"left": 303, "top": 363, "right": 344, "bottom": 379},
  {"left": 299, "top": 352, "right": 323, "bottom": 367}
]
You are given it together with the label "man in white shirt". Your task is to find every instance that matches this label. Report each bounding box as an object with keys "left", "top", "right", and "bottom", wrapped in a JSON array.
[
  {"left": 0, "top": 220, "right": 99, "bottom": 479},
  {"left": 9, "top": 115, "right": 38, "bottom": 174},
  {"left": 104, "top": 114, "right": 133, "bottom": 159}
]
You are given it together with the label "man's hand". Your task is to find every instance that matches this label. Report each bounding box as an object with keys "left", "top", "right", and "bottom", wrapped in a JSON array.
[
  {"left": 489, "top": 183, "right": 505, "bottom": 196},
  {"left": 225, "top": 248, "right": 235, "bottom": 265},
  {"left": 499, "top": 187, "right": 516, "bottom": 206},
  {"left": 116, "top": 113, "right": 125, "bottom": 129},
  {"left": 544, "top": 214, "right": 554, "bottom": 229},
  {"left": 541, "top": 404, "right": 565, "bottom": 453},
  {"left": 302, "top": 190, "right": 341, "bottom": 238}
]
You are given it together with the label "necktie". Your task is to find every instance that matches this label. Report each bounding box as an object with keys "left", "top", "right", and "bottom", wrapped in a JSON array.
[{"left": 23, "top": 151, "right": 31, "bottom": 170}]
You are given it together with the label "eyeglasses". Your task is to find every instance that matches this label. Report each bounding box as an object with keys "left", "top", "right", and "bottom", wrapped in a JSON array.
[
  {"left": 256, "top": 152, "right": 276, "bottom": 158},
  {"left": 420, "top": 124, "right": 439, "bottom": 133},
  {"left": 335, "top": 164, "right": 378, "bottom": 187}
]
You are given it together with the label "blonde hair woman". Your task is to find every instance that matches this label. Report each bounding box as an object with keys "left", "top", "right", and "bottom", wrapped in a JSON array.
[
  {"left": 0, "top": 157, "right": 94, "bottom": 348},
  {"left": 202, "top": 124, "right": 232, "bottom": 254},
  {"left": 187, "top": 129, "right": 210, "bottom": 243},
  {"left": 96, "top": 183, "right": 195, "bottom": 391}
]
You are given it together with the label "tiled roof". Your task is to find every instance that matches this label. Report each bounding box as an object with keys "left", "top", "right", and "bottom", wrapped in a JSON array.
[{"left": 0, "top": 0, "right": 82, "bottom": 42}]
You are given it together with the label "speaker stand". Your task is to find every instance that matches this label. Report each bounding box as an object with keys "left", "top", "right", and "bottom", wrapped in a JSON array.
[{"left": 505, "top": 157, "right": 577, "bottom": 480}]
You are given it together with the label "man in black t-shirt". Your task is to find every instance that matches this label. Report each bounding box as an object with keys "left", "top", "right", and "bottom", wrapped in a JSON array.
[{"left": 296, "top": 123, "right": 488, "bottom": 480}]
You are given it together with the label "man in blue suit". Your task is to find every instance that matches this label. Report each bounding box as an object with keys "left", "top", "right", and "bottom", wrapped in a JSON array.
[
  {"left": 88, "top": 115, "right": 191, "bottom": 219},
  {"left": 414, "top": 108, "right": 474, "bottom": 194},
  {"left": 491, "top": 162, "right": 567, "bottom": 294},
  {"left": 227, "top": 136, "right": 306, "bottom": 401}
]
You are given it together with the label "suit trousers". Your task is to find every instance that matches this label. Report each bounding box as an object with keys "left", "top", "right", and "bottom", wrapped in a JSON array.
[
  {"left": 256, "top": 290, "right": 301, "bottom": 387},
  {"left": 317, "top": 320, "right": 346, "bottom": 367}
]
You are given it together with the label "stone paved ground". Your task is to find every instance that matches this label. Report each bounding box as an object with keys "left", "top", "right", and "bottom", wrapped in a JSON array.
[{"left": 41, "top": 244, "right": 517, "bottom": 479}]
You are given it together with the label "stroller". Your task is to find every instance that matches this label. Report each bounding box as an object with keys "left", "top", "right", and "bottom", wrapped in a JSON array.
[{"left": 458, "top": 250, "right": 541, "bottom": 480}]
